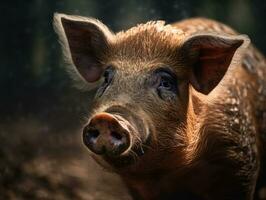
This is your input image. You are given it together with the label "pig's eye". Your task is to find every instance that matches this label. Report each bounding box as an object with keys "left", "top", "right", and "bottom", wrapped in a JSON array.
[
  {"left": 103, "top": 68, "right": 113, "bottom": 84},
  {"left": 159, "top": 76, "right": 173, "bottom": 90},
  {"left": 158, "top": 72, "right": 176, "bottom": 91},
  {"left": 96, "top": 67, "right": 114, "bottom": 97},
  {"left": 155, "top": 68, "right": 178, "bottom": 100}
]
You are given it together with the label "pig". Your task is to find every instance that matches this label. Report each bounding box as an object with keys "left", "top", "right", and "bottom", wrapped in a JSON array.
[{"left": 53, "top": 13, "right": 266, "bottom": 200}]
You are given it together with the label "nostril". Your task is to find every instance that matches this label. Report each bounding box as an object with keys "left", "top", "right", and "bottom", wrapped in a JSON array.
[
  {"left": 83, "top": 128, "right": 100, "bottom": 145},
  {"left": 111, "top": 131, "right": 123, "bottom": 141},
  {"left": 89, "top": 129, "right": 100, "bottom": 139}
]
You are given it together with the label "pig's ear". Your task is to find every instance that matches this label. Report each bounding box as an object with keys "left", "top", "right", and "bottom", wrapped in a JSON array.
[
  {"left": 53, "top": 13, "right": 114, "bottom": 89},
  {"left": 180, "top": 33, "right": 249, "bottom": 94}
]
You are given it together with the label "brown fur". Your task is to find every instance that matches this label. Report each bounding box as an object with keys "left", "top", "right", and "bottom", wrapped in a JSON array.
[{"left": 54, "top": 14, "right": 266, "bottom": 200}]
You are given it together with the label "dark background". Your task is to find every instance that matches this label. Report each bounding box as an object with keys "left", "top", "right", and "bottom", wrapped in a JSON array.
[{"left": 0, "top": 0, "right": 266, "bottom": 199}]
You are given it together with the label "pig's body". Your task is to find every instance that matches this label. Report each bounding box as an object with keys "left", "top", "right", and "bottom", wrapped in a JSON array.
[
  {"left": 54, "top": 15, "right": 266, "bottom": 200},
  {"left": 121, "top": 19, "right": 266, "bottom": 200}
]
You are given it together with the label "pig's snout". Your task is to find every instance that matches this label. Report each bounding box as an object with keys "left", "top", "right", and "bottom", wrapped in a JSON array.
[{"left": 83, "top": 113, "right": 131, "bottom": 156}]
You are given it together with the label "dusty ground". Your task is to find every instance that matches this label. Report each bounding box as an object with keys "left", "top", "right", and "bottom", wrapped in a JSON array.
[{"left": 0, "top": 117, "right": 131, "bottom": 200}]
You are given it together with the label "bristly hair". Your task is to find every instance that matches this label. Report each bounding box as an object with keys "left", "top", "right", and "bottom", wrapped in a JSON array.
[{"left": 113, "top": 21, "right": 187, "bottom": 65}]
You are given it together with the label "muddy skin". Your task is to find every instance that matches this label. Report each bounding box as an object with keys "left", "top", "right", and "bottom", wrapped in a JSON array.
[{"left": 54, "top": 14, "right": 266, "bottom": 200}]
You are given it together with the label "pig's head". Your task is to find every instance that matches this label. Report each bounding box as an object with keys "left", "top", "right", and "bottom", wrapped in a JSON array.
[{"left": 54, "top": 14, "right": 248, "bottom": 173}]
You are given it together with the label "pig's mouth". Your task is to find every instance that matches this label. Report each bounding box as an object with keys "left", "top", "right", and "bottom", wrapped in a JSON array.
[
  {"left": 94, "top": 138, "right": 151, "bottom": 170},
  {"left": 83, "top": 106, "right": 152, "bottom": 169}
]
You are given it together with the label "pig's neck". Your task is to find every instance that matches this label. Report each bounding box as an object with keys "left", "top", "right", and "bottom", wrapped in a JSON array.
[
  {"left": 119, "top": 91, "right": 210, "bottom": 200},
  {"left": 121, "top": 165, "right": 206, "bottom": 200},
  {"left": 121, "top": 91, "right": 223, "bottom": 200}
]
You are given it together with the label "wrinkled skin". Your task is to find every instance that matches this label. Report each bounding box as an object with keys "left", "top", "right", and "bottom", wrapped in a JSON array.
[{"left": 54, "top": 14, "right": 266, "bottom": 200}]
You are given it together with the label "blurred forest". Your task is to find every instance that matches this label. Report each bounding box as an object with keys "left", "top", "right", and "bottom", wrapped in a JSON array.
[{"left": 0, "top": 0, "right": 266, "bottom": 199}]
